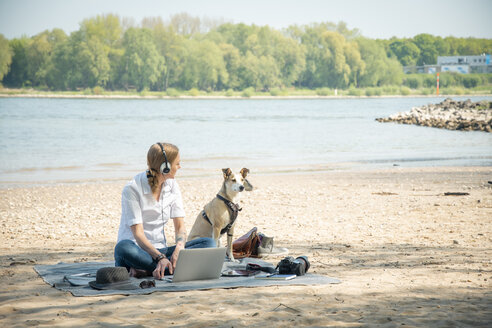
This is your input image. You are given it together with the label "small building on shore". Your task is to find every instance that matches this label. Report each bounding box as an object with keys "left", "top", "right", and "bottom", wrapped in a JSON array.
[{"left": 403, "top": 54, "right": 491, "bottom": 74}]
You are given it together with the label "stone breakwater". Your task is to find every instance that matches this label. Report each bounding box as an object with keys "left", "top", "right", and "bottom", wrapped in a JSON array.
[{"left": 376, "top": 98, "right": 492, "bottom": 133}]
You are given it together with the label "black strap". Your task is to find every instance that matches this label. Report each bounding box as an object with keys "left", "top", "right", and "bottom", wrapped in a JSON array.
[
  {"left": 216, "top": 194, "right": 241, "bottom": 235},
  {"left": 202, "top": 210, "right": 212, "bottom": 225},
  {"left": 201, "top": 195, "right": 242, "bottom": 235}
]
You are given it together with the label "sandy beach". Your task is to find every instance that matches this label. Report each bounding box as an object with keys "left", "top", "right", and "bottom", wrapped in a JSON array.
[{"left": 1, "top": 166, "right": 491, "bottom": 327}]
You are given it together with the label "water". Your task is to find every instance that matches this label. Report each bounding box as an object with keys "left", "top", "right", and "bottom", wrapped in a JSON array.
[{"left": 0, "top": 96, "right": 491, "bottom": 185}]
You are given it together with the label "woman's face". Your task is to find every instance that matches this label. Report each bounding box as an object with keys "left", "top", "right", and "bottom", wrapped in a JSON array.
[{"left": 165, "top": 153, "right": 181, "bottom": 179}]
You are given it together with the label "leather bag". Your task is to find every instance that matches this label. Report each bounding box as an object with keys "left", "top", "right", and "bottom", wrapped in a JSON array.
[{"left": 232, "top": 227, "right": 260, "bottom": 259}]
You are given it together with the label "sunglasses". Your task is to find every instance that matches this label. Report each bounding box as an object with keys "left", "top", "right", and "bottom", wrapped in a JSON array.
[
  {"left": 139, "top": 279, "right": 156, "bottom": 289},
  {"left": 246, "top": 263, "right": 276, "bottom": 273}
]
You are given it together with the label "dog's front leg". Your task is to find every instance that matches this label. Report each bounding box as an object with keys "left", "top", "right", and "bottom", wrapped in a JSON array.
[
  {"left": 212, "top": 226, "right": 221, "bottom": 248},
  {"left": 226, "top": 227, "right": 237, "bottom": 262}
]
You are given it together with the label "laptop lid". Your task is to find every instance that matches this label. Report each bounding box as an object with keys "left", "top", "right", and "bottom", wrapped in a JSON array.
[{"left": 171, "top": 247, "right": 226, "bottom": 283}]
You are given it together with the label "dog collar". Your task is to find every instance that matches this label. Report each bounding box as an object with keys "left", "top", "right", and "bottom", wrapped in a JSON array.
[{"left": 216, "top": 194, "right": 242, "bottom": 216}]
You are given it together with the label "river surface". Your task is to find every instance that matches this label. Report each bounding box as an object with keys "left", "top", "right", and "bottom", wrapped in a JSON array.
[{"left": 0, "top": 96, "right": 491, "bottom": 185}]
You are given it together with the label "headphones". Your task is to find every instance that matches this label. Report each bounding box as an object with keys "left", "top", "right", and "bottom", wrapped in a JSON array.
[{"left": 157, "top": 142, "right": 170, "bottom": 174}]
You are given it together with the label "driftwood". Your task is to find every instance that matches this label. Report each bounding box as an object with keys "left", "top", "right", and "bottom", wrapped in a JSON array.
[
  {"left": 372, "top": 192, "right": 398, "bottom": 196},
  {"left": 443, "top": 192, "right": 470, "bottom": 196}
]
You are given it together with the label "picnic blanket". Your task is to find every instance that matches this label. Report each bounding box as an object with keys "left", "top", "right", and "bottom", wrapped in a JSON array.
[{"left": 34, "top": 258, "right": 341, "bottom": 297}]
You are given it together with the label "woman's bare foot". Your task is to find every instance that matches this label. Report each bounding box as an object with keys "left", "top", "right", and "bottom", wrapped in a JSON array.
[{"left": 129, "top": 267, "right": 151, "bottom": 278}]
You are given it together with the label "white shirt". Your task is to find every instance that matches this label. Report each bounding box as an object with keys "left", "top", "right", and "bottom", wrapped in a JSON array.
[{"left": 117, "top": 172, "right": 185, "bottom": 249}]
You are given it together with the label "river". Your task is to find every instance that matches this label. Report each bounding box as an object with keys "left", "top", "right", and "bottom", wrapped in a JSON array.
[{"left": 0, "top": 96, "right": 491, "bottom": 185}]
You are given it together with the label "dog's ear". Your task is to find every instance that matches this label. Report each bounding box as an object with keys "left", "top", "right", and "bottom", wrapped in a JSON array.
[
  {"left": 240, "top": 168, "right": 250, "bottom": 178},
  {"left": 222, "top": 168, "right": 232, "bottom": 179}
]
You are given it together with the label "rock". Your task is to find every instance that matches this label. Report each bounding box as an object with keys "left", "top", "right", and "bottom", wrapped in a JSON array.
[{"left": 376, "top": 99, "right": 492, "bottom": 132}]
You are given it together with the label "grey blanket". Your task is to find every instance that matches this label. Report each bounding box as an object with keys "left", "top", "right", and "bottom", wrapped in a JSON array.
[{"left": 34, "top": 258, "right": 341, "bottom": 297}]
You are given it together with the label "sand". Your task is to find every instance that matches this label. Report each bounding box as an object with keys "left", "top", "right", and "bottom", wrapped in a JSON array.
[{"left": 0, "top": 166, "right": 491, "bottom": 327}]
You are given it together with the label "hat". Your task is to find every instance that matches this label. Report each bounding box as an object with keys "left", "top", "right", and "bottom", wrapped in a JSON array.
[{"left": 89, "top": 267, "right": 139, "bottom": 290}]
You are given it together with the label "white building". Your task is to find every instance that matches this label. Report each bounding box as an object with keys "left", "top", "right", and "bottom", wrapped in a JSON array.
[
  {"left": 404, "top": 54, "right": 491, "bottom": 74},
  {"left": 438, "top": 54, "right": 490, "bottom": 74}
]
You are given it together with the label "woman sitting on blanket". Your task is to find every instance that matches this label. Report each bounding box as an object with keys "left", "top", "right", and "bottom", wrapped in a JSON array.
[{"left": 114, "top": 142, "right": 216, "bottom": 279}]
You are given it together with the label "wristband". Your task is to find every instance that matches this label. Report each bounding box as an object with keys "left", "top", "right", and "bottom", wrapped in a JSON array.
[{"left": 154, "top": 253, "right": 165, "bottom": 262}]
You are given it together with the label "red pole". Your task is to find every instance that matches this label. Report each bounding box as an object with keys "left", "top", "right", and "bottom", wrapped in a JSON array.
[{"left": 437, "top": 72, "right": 440, "bottom": 95}]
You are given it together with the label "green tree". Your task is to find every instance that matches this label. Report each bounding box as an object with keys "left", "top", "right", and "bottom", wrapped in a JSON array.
[
  {"left": 388, "top": 39, "right": 421, "bottom": 66},
  {"left": 356, "top": 38, "right": 403, "bottom": 87},
  {"left": 211, "top": 24, "right": 291, "bottom": 89},
  {"left": 0, "top": 34, "right": 13, "bottom": 83},
  {"left": 45, "top": 16, "right": 118, "bottom": 90},
  {"left": 444, "top": 36, "right": 462, "bottom": 56},
  {"left": 433, "top": 36, "right": 450, "bottom": 57},
  {"left": 298, "top": 27, "right": 358, "bottom": 89},
  {"left": 79, "top": 14, "right": 122, "bottom": 88},
  {"left": 413, "top": 33, "right": 439, "bottom": 65},
  {"left": 195, "top": 40, "right": 228, "bottom": 90},
  {"left": 269, "top": 30, "right": 305, "bottom": 87},
  {"left": 80, "top": 14, "right": 122, "bottom": 48},
  {"left": 255, "top": 55, "right": 281, "bottom": 90},
  {"left": 51, "top": 31, "right": 110, "bottom": 89},
  {"left": 3, "top": 37, "right": 30, "bottom": 87},
  {"left": 120, "top": 28, "right": 164, "bottom": 91},
  {"left": 218, "top": 43, "right": 241, "bottom": 89},
  {"left": 149, "top": 20, "right": 186, "bottom": 90},
  {"left": 177, "top": 39, "right": 228, "bottom": 90},
  {"left": 84, "top": 36, "right": 111, "bottom": 87},
  {"left": 344, "top": 41, "right": 365, "bottom": 87},
  {"left": 215, "top": 23, "right": 256, "bottom": 55},
  {"left": 25, "top": 29, "right": 67, "bottom": 87},
  {"left": 237, "top": 26, "right": 304, "bottom": 88},
  {"left": 45, "top": 38, "right": 70, "bottom": 89},
  {"left": 451, "top": 37, "right": 492, "bottom": 55},
  {"left": 323, "top": 31, "right": 352, "bottom": 88},
  {"left": 292, "top": 25, "right": 321, "bottom": 88},
  {"left": 236, "top": 51, "right": 279, "bottom": 91},
  {"left": 244, "top": 54, "right": 281, "bottom": 91}
]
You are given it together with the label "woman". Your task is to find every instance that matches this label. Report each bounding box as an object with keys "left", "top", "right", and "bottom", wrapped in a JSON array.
[{"left": 114, "top": 142, "right": 216, "bottom": 279}]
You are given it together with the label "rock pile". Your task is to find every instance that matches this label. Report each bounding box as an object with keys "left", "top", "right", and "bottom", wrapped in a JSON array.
[{"left": 376, "top": 98, "right": 492, "bottom": 132}]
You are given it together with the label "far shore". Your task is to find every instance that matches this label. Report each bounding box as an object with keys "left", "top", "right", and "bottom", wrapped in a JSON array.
[{"left": 1, "top": 89, "right": 491, "bottom": 100}]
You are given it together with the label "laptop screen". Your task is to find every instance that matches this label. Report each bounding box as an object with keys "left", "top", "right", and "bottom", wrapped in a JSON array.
[{"left": 170, "top": 247, "right": 226, "bottom": 283}]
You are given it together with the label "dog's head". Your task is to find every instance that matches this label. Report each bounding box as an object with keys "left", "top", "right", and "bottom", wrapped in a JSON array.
[{"left": 222, "top": 168, "right": 253, "bottom": 195}]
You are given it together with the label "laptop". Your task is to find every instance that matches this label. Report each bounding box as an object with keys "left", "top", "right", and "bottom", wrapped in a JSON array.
[{"left": 165, "top": 247, "right": 226, "bottom": 283}]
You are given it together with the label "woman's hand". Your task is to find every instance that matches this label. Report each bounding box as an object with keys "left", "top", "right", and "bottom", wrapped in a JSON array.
[
  {"left": 170, "top": 244, "right": 183, "bottom": 270},
  {"left": 153, "top": 257, "right": 173, "bottom": 279}
]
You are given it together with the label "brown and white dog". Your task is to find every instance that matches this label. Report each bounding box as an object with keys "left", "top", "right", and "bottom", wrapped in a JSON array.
[{"left": 188, "top": 168, "right": 253, "bottom": 261}]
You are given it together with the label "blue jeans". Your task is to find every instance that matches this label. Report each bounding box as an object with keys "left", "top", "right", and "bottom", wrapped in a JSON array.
[{"left": 114, "top": 238, "right": 216, "bottom": 273}]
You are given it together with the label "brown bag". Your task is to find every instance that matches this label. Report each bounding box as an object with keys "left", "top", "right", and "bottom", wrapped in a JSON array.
[{"left": 232, "top": 227, "right": 260, "bottom": 259}]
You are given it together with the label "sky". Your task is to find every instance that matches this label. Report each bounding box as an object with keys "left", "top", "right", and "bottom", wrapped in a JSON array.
[{"left": 0, "top": 0, "right": 491, "bottom": 40}]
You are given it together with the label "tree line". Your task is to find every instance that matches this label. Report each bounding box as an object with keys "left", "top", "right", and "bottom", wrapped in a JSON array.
[{"left": 0, "top": 14, "right": 490, "bottom": 92}]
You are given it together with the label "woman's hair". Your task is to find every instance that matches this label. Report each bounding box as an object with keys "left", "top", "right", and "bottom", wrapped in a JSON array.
[{"left": 147, "top": 142, "right": 179, "bottom": 193}]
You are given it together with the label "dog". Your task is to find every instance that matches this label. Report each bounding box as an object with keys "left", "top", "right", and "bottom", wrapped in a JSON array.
[{"left": 188, "top": 168, "right": 253, "bottom": 261}]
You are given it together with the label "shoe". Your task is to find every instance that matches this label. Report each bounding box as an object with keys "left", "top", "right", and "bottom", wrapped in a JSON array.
[{"left": 257, "top": 233, "right": 289, "bottom": 257}]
